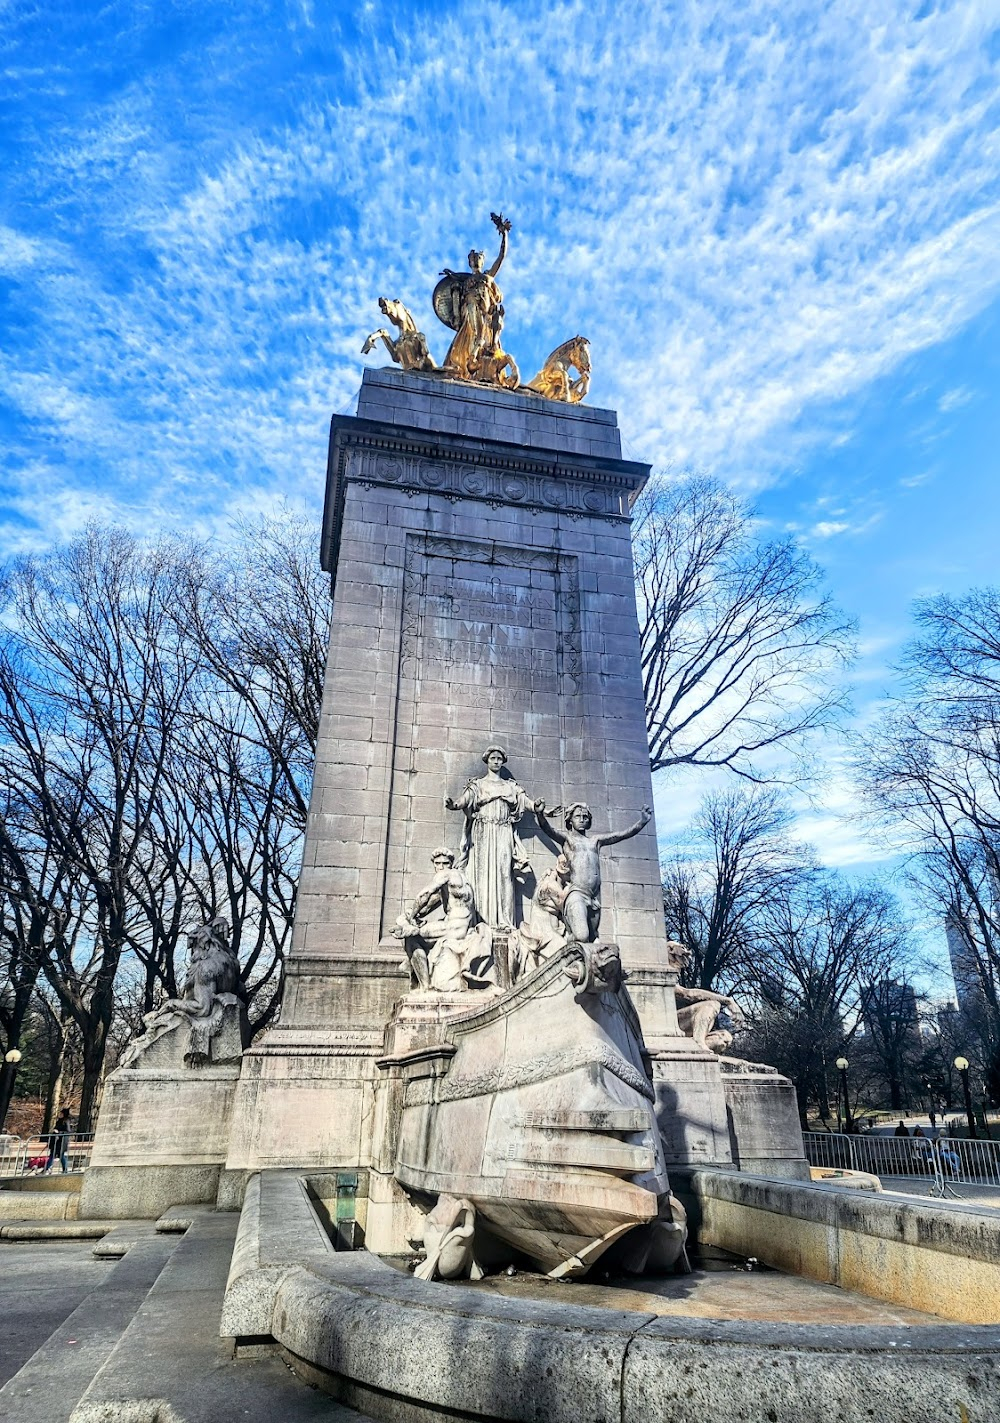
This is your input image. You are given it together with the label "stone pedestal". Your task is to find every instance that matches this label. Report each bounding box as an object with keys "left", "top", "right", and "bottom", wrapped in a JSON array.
[
  {"left": 81, "top": 1000, "right": 249, "bottom": 1219},
  {"left": 721, "top": 1060, "right": 811, "bottom": 1180}
]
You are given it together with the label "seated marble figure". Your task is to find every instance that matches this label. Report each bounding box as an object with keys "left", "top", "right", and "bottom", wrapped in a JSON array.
[
  {"left": 393, "top": 847, "right": 495, "bottom": 993},
  {"left": 119, "top": 917, "right": 248, "bottom": 1068},
  {"left": 666, "top": 939, "right": 744, "bottom": 1053}
]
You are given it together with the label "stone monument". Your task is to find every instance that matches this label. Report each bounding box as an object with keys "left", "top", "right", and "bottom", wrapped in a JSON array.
[
  {"left": 219, "top": 213, "right": 806, "bottom": 1256},
  {"left": 81, "top": 918, "right": 250, "bottom": 1218},
  {"left": 90, "top": 212, "right": 806, "bottom": 1253}
]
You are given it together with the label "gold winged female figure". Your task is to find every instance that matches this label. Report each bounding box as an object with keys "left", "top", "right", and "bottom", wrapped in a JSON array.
[{"left": 433, "top": 212, "right": 518, "bottom": 388}]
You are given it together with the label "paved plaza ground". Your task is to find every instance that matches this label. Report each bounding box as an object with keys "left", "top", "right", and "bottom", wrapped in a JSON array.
[
  {"left": 0, "top": 1223, "right": 371, "bottom": 1422},
  {"left": 881, "top": 1178, "right": 1000, "bottom": 1209},
  {"left": 0, "top": 1241, "right": 115, "bottom": 1388}
]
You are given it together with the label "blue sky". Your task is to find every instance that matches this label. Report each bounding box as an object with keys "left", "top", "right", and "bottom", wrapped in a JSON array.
[{"left": 1, "top": 0, "right": 999, "bottom": 953}]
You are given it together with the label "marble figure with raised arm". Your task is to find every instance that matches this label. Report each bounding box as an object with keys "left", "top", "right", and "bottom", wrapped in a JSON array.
[{"left": 532, "top": 800, "right": 652, "bottom": 944}]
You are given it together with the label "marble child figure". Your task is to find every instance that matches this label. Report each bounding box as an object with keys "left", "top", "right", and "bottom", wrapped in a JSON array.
[
  {"left": 511, "top": 854, "right": 572, "bottom": 979},
  {"left": 446, "top": 746, "right": 533, "bottom": 931},
  {"left": 533, "top": 801, "right": 652, "bottom": 944}
]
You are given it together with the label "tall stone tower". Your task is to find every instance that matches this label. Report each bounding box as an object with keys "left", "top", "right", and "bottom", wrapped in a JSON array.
[{"left": 222, "top": 368, "right": 743, "bottom": 1201}]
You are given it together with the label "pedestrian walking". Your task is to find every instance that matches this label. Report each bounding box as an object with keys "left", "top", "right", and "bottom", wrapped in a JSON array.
[{"left": 45, "top": 1109, "right": 72, "bottom": 1174}]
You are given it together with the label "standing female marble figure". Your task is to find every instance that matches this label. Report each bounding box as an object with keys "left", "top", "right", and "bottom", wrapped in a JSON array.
[{"left": 446, "top": 746, "right": 533, "bottom": 930}]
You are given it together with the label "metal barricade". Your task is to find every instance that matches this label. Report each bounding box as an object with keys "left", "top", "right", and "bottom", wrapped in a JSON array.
[
  {"left": 0, "top": 1130, "right": 95, "bottom": 1176},
  {"left": 0, "top": 1135, "right": 27, "bottom": 1178},
  {"left": 803, "top": 1129, "right": 1000, "bottom": 1190}
]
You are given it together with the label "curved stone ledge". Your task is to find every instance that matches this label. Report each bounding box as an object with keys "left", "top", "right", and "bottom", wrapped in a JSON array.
[
  {"left": 270, "top": 1254, "right": 1000, "bottom": 1423},
  {"left": 679, "top": 1166, "right": 1000, "bottom": 1323},
  {"left": 223, "top": 1169, "right": 1000, "bottom": 1423}
]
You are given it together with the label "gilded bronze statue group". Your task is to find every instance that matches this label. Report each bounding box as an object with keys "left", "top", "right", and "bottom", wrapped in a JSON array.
[
  {"left": 362, "top": 212, "right": 591, "bottom": 404},
  {"left": 392, "top": 745, "right": 650, "bottom": 995}
]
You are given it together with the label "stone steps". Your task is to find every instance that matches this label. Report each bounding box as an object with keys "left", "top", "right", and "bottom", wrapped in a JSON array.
[
  {"left": 92, "top": 1221, "right": 164, "bottom": 1258},
  {"left": 2, "top": 1202, "right": 373, "bottom": 1422},
  {"left": 69, "top": 1211, "right": 366, "bottom": 1422},
  {"left": 0, "top": 1232, "right": 179, "bottom": 1422}
]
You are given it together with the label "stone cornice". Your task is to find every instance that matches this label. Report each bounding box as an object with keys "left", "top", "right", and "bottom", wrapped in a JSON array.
[{"left": 322, "top": 414, "right": 650, "bottom": 576}]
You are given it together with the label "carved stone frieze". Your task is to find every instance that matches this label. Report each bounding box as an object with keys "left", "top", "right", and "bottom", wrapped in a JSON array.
[{"left": 353, "top": 443, "right": 622, "bottom": 518}]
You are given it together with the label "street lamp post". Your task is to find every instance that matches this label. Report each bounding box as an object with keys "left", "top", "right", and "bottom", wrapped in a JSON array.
[
  {"left": 836, "top": 1057, "right": 853, "bottom": 1134},
  {"left": 1, "top": 1047, "right": 22, "bottom": 1133},
  {"left": 923, "top": 1079, "right": 937, "bottom": 1131},
  {"left": 954, "top": 1056, "right": 978, "bottom": 1139}
]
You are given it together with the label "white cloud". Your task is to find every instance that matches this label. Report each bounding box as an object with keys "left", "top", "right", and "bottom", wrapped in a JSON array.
[
  {"left": 938, "top": 384, "right": 975, "bottom": 412},
  {"left": 0, "top": 0, "right": 998, "bottom": 541}
]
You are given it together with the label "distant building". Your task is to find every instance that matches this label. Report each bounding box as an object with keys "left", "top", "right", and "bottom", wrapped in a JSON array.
[
  {"left": 861, "top": 978, "right": 919, "bottom": 1038},
  {"left": 945, "top": 908, "right": 985, "bottom": 1014}
]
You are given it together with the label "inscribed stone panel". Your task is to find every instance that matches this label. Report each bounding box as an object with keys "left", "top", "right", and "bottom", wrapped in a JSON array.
[{"left": 379, "top": 532, "right": 583, "bottom": 935}]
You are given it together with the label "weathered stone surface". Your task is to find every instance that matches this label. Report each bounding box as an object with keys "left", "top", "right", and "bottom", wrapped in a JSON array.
[
  {"left": 0, "top": 1240, "right": 115, "bottom": 1390},
  {"left": 622, "top": 1319, "right": 1000, "bottom": 1423},
  {"left": 0, "top": 1170, "right": 83, "bottom": 1193},
  {"left": 0, "top": 1220, "right": 117, "bottom": 1241},
  {"left": 356, "top": 366, "right": 624, "bottom": 457},
  {"left": 224, "top": 1166, "right": 1000, "bottom": 1423},
  {"left": 220, "top": 1171, "right": 337, "bottom": 1339},
  {"left": 650, "top": 1045, "right": 734, "bottom": 1168},
  {"left": 80, "top": 1164, "right": 224, "bottom": 1221},
  {"left": 227, "top": 369, "right": 684, "bottom": 1179},
  {"left": 380, "top": 942, "right": 672, "bottom": 1274},
  {"left": 721, "top": 1060, "right": 810, "bottom": 1179},
  {"left": 81, "top": 1060, "right": 240, "bottom": 1219},
  {"left": 678, "top": 1165, "right": 1000, "bottom": 1323},
  {"left": 90, "top": 1067, "right": 239, "bottom": 1171},
  {"left": 0, "top": 1188, "right": 79, "bottom": 1220}
]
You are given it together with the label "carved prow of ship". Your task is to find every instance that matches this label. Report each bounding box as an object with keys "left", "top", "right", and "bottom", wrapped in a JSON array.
[{"left": 377, "top": 941, "right": 685, "bottom": 1278}]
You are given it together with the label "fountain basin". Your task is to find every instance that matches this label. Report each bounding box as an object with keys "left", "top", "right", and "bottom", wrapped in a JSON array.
[{"left": 222, "top": 1169, "right": 1000, "bottom": 1423}]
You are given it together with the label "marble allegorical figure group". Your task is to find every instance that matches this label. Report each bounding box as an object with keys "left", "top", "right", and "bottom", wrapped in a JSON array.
[
  {"left": 119, "top": 916, "right": 248, "bottom": 1069},
  {"left": 393, "top": 744, "right": 651, "bottom": 995}
]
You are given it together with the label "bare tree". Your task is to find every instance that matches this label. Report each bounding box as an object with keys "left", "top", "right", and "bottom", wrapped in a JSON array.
[
  {"left": 124, "top": 511, "right": 329, "bottom": 1029},
  {"left": 856, "top": 977, "right": 923, "bottom": 1112},
  {"left": 0, "top": 793, "right": 85, "bottom": 1131},
  {"left": 741, "top": 878, "right": 913, "bottom": 1124},
  {"left": 0, "top": 531, "right": 195, "bottom": 1128},
  {"left": 170, "top": 510, "right": 328, "bottom": 830},
  {"left": 633, "top": 477, "right": 855, "bottom": 780},
  {"left": 0, "top": 513, "right": 330, "bottom": 1127},
  {"left": 663, "top": 785, "right": 812, "bottom": 991},
  {"left": 859, "top": 587, "right": 1000, "bottom": 1091}
]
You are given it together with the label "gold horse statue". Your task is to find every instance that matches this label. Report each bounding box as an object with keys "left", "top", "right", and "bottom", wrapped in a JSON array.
[
  {"left": 362, "top": 297, "right": 437, "bottom": 373},
  {"left": 525, "top": 335, "right": 590, "bottom": 404}
]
